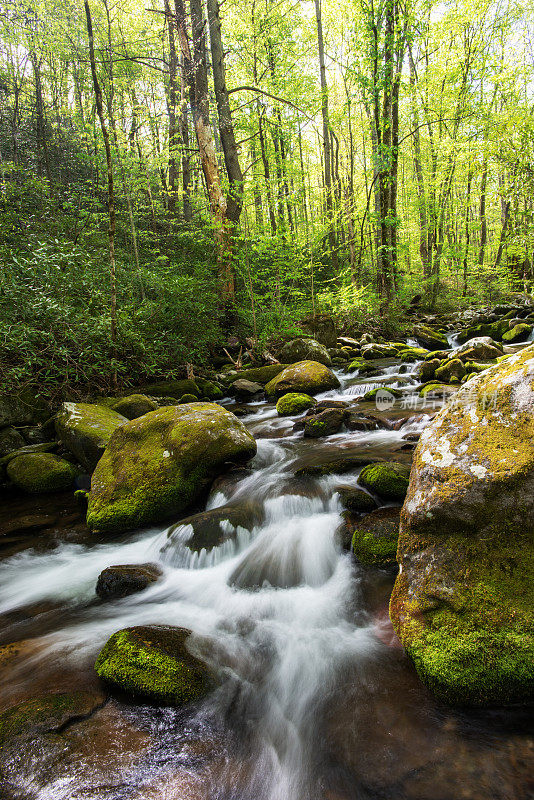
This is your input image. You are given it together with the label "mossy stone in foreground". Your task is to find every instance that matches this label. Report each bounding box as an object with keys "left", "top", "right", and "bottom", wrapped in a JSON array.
[
  {"left": 7, "top": 453, "right": 78, "bottom": 493},
  {"left": 95, "top": 625, "right": 213, "bottom": 705},
  {"left": 276, "top": 393, "right": 316, "bottom": 416},
  {"left": 390, "top": 345, "right": 534, "bottom": 705},
  {"left": 358, "top": 461, "right": 410, "bottom": 501},
  {"left": 86, "top": 403, "right": 257, "bottom": 535},
  {"left": 351, "top": 506, "right": 400, "bottom": 567},
  {"left": 265, "top": 361, "right": 340, "bottom": 399},
  {"left": 55, "top": 402, "right": 128, "bottom": 471}
]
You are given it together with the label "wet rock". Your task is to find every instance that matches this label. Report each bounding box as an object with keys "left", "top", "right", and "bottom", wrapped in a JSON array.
[
  {"left": 55, "top": 403, "right": 128, "bottom": 471},
  {"left": 1, "top": 513, "right": 59, "bottom": 537},
  {"left": 276, "top": 393, "right": 316, "bottom": 416},
  {"left": 95, "top": 625, "right": 215, "bottom": 706},
  {"left": 361, "top": 343, "right": 400, "bottom": 359},
  {"left": 413, "top": 325, "right": 448, "bottom": 350},
  {"left": 502, "top": 323, "right": 532, "bottom": 343},
  {"left": 279, "top": 337, "right": 332, "bottom": 366},
  {"left": 358, "top": 461, "right": 410, "bottom": 501},
  {"left": 96, "top": 563, "right": 163, "bottom": 600},
  {"left": 303, "top": 408, "right": 345, "bottom": 438},
  {"left": 7, "top": 453, "right": 78, "bottom": 494},
  {"left": 344, "top": 411, "right": 381, "bottom": 431},
  {"left": 419, "top": 358, "right": 440, "bottom": 382},
  {"left": 86, "top": 403, "right": 257, "bottom": 535},
  {"left": 265, "top": 361, "right": 340, "bottom": 399},
  {"left": 390, "top": 344, "right": 534, "bottom": 705},
  {"left": 294, "top": 453, "right": 382, "bottom": 478},
  {"left": 112, "top": 394, "right": 158, "bottom": 419},
  {"left": 314, "top": 399, "right": 350, "bottom": 410},
  {"left": 230, "top": 379, "right": 264, "bottom": 398},
  {"left": 351, "top": 507, "right": 401, "bottom": 567},
  {"left": 166, "top": 501, "right": 263, "bottom": 552},
  {"left": 0, "top": 426, "right": 26, "bottom": 457},
  {"left": 434, "top": 358, "right": 466, "bottom": 384},
  {"left": 336, "top": 485, "right": 378, "bottom": 513},
  {"left": 455, "top": 337, "right": 503, "bottom": 361},
  {"left": 361, "top": 387, "right": 402, "bottom": 402},
  {"left": 223, "top": 364, "right": 287, "bottom": 385}
]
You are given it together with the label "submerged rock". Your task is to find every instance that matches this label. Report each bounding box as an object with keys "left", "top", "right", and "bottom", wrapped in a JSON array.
[
  {"left": 351, "top": 507, "right": 401, "bottom": 567},
  {"left": 265, "top": 361, "right": 340, "bottom": 399},
  {"left": 336, "top": 485, "right": 377, "bottom": 513},
  {"left": 166, "top": 501, "right": 263, "bottom": 552},
  {"left": 96, "top": 563, "right": 162, "bottom": 600},
  {"left": 95, "top": 625, "right": 214, "bottom": 706},
  {"left": 358, "top": 462, "right": 410, "bottom": 501},
  {"left": 86, "top": 403, "right": 256, "bottom": 535},
  {"left": 55, "top": 403, "right": 128, "bottom": 471},
  {"left": 111, "top": 394, "right": 158, "bottom": 419},
  {"left": 279, "top": 337, "right": 332, "bottom": 366},
  {"left": 7, "top": 453, "right": 78, "bottom": 493},
  {"left": 303, "top": 408, "right": 345, "bottom": 438},
  {"left": 390, "top": 345, "right": 534, "bottom": 705},
  {"left": 276, "top": 393, "right": 316, "bottom": 416}
]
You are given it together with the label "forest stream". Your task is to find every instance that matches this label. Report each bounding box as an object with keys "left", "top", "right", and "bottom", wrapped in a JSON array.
[{"left": 0, "top": 332, "right": 532, "bottom": 800}]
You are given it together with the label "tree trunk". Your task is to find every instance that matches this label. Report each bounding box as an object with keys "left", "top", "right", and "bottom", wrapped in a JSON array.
[{"left": 84, "top": 0, "right": 117, "bottom": 357}]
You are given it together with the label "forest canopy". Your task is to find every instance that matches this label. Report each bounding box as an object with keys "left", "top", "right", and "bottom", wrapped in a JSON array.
[{"left": 0, "top": 0, "right": 533, "bottom": 392}]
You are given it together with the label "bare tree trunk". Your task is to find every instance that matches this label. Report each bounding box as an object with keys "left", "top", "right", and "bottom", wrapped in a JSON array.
[
  {"left": 315, "top": 0, "right": 337, "bottom": 270},
  {"left": 84, "top": 0, "right": 117, "bottom": 358},
  {"left": 165, "top": 0, "right": 179, "bottom": 214}
]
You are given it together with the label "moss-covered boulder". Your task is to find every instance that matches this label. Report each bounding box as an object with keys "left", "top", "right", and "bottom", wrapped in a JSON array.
[
  {"left": 455, "top": 337, "right": 502, "bottom": 362},
  {"left": 223, "top": 364, "right": 287, "bottom": 385},
  {"left": 502, "top": 323, "right": 532, "bottom": 343},
  {"left": 336, "top": 485, "right": 377, "bottom": 513},
  {"left": 303, "top": 408, "right": 345, "bottom": 438},
  {"left": 361, "top": 343, "right": 400, "bottom": 359},
  {"left": 279, "top": 337, "right": 332, "bottom": 366},
  {"left": 399, "top": 347, "right": 429, "bottom": 361},
  {"left": 434, "top": 358, "right": 466, "bottom": 384},
  {"left": 86, "top": 403, "right": 257, "bottom": 535},
  {"left": 358, "top": 461, "right": 410, "bottom": 501},
  {"left": 276, "top": 393, "right": 316, "bottom": 416},
  {"left": 265, "top": 361, "right": 340, "bottom": 399},
  {"left": 419, "top": 382, "right": 448, "bottom": 398},
  {"left": 390, "top": 345, "right": 534, "bottom": 706},
  {"left": 6, "top": 453, "right": 78, "bottom": 493},
  {"left": 419, "top": 358, "right": 440, "bottom": 382},
  {"left": 361, "top": 387, "right": 402, "bottom": 402},
  {"left": 95, "top": 625, "right": 214, "bottom": 705},
  {"left": 413, "top": 325, "right": 448, "bottom": 350},
  {"left": 195, "top": 378, "right": 224, "bottom": 400},
  {"left": 112, "top": 394, "right": 158, "bottom": 420},
  {"left": 55, "top": 403, "right": 128, "bottom": 471},
  {"left": 351, "top": 507, "right": 401, "bottom": 567},
  {"left": 179, "top": 393, "right": 198, "bottom": 403}
]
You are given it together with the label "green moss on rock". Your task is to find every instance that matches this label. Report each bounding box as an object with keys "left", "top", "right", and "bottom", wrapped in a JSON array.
[
  {"left": 6, "top": 453, "right": 78, "bottom": 493},
  {"left": 94, "top": 625, "right": 214, "bottom": 705},
  {"left": 112, "top": 394, "right": 158, "bottom": 419},
  {"left": 358, "top": 461, "right": 410, "bottom": 501},
  {"left": 55, "top": 402, "right": 128, "bottom": 471},
  {"left": 265, "top": 361, "right": 340, "bottom": 399},
  {"left": 351, "top": 507, "right": 400, "bottom": 567},
  {"left": 276, "top": 393, "right": 316, "bottom": 416},
  {"left": 390, "top": 344, "right": 534, "bottom": 706},
  {"left": 86, "top": 403, "right": 257, "bottom": 535}
]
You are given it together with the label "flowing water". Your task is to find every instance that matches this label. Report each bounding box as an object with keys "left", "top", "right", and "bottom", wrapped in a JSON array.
[{"left": 0, "top": 343, "right": 532, "bottom": 800}]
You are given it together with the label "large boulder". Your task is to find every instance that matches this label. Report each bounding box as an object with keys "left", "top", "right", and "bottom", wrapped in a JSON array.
[
  {"left": 413, "top": 325, "right": 448, "bottom": 350},
  {"left": 455, "top": 337, "right": 502, "bottom": 362},
  {"left": 55, "top": 403, "right": 128, "bottom": 471},
  {"left": 390, "top": 345, "right": 534, "bottom": 705},
  {"left": 95, "top": 625, "right": 214, "bottom": 705},
  {"left": 279, "top": 338, "right": 332, "bottom": 366},
  {"left": 111, "top": 394, "right": 158, "bottom": 419},
  {"left": 6, "top": 453, "right": 78, "bottom": 493},
  {"left": 86, "top": 403, "right": 257, "bottom": 535},
  {"left": 265, "top": 361, "right": 340, "bottom": 399}
]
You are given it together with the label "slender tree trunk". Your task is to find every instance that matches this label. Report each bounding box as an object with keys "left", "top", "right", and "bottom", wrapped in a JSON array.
[
  {"left": 84, "top": 0, "right": 117, "bottom": 356},
  {"left": 463, "top": 169, "right": 472, "bottom": 295},
  {"left": 165, "top": 0, "right": 179, "bottom": 214},
  {"left": 315, "top": 0, "right": 337, "bottom": 270}
]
